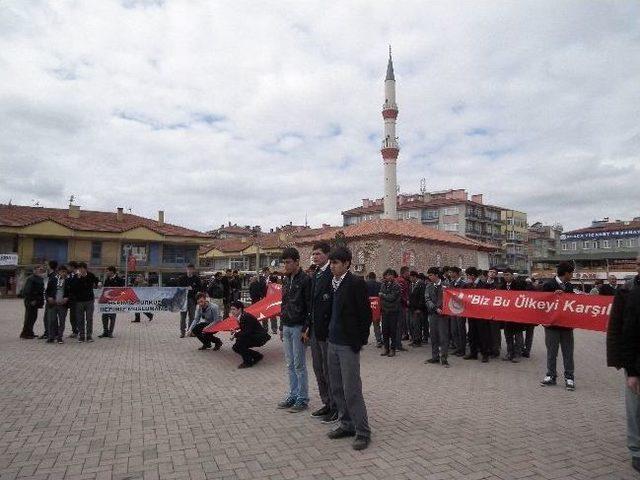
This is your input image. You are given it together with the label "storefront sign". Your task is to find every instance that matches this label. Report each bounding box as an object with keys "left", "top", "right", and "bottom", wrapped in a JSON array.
[{"left": 0, "top": 253, "right": 18, "bottom": 266}]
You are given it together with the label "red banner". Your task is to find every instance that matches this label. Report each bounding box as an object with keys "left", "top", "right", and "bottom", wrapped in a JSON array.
[
  {"left": 370, "top": 296, "right": 381, "bottom": 323},
  {"left": 442, "top": 288, "right": 612, "bottom": 332}
]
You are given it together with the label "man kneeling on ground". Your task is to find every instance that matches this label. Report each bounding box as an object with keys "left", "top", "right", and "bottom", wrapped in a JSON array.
[
  {"left": 187, "top": 293, "right": 222, "bottom": 350},
  {"left": 230, "top": 300, "right": 271, "bottom": 369}
]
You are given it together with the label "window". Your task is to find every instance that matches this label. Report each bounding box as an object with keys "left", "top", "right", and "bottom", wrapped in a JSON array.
[
  {"left": 443, "top": 207, "right": 459, "bottom": 216},
  {"left": 583, "top": 241, "right": 590, "bottom": 249},
  {"left": 443, "top": 223, "right": 459, "bottom": 232},
  {"left": 592, "top": 241, "right": 598, "bottom": 249},
  {"left": 627, "top": 238, "right": 637, "bottom": 248},
  {"left": 571, "top": 242, "right": 577, "bottom": 250},
  {"left": 33, "top": 239, "right": 68, "bottom": 264},
  {"left": 602, "top": 240, "right": 610, "bottom": 249},
  {"left": 562, "top": 242, "right": 568, "bottom": 251},
  {"left": 162, "top": 245, "right": 197, "bottom": 265},
  {"left": 616, "top": 239, "right": 624, "bottom": 248},
  {"left": 507, "top": 231, "right": 516, "bottom": 240},
  {"left": 422, "top": 209, "right": 438, "bottom": 220},
  {"left": 507, "top": 218, "right": 514, "bottom": 226},
  {"left": 90, "top": 242, "right": 102, "bottom": 266}
]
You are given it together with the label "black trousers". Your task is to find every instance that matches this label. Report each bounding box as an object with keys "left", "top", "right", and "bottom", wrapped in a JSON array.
[
  {"left": 523, "top": 325, "right": 535, "bottom": 354},
  {"left": 381, "top": 310, "right": 399, "bottom": 351},
  {"left": 232, "top": 337, "right": 263, "bottom": 364},
  {"left": 68, "top": 301, "right": 78, "bottom": 334},
  {"left": 490, "top": 321, "right": 502, "bottom": 355},
  {"left": 504, "top": 322, "right": 524, "bottom": 358},
  {"left": 21, "top": 301, "right": 39, "bottom": 337},
  {"left": 192, "top": 323, "right": 222, "bottom": 347},
  {"left": 102, "top": 314, "right": 116, "bottom": 334},
  {"left": 468, "top": 318, "right": 491, "bottom": 356},
  {"left": 134, "top": 312, "right": 154, "bottom": 321}
]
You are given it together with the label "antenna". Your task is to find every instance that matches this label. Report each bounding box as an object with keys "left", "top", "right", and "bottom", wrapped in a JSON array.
[
  {"left": 68, "top": 194, "right": 75, "bottom": 205},
  {"left": 420, "top": 178, "right": 427, "bottom": 195}
]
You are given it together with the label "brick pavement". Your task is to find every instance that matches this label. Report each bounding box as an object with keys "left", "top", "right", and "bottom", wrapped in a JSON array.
[{"left": 0, "top": 298, "right": 635, "bottom": 479}]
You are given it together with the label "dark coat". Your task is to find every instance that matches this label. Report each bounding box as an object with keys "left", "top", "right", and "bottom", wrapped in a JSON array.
[
  {"left": 180, "top": 274, "right": 203, "bottom": 301},
  {"left": 409, "top": 280, "right": 426, "bottom": 311},
  {"left": 69, "top": 272, "right": 98, "bottom": 302},
  {"left": 599, "top": 284, "right": 617, "bottom": 296},
  {"left": 45, "top": 276, "right": 71, "bottom": 304},
  {"left": 607, "top": 276, "right": 640, "bottom": 375},
  {"left": 309, "top": 266, "right": 333, "bottom": 341},
  {"left": 22, "top": 274, "right": 45, "bottom": 308},
  {"left": 330, "top": 271, "right": 372, "bottom": 352},
  {"left": 280, "top": 269, "right": 311, "bottom": 329},
  {"left": 379, "top": 280, "right": 402, "bottom": 313},
  {"left": 236, "top": 311, "right": 270, "bottom": 346},
  {"left": 365, "top": 279, "right": 381, "bottom": 297},
  {"left": 425, "top": 281, "right": 444, "bottom": 314},
  {"left": 104, "top": 274, "right": 125, "bottom": 287}
]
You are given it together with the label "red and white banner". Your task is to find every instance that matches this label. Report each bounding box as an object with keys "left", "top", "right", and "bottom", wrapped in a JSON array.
[
  {"left": 370, "top": 296, "right": 381, "bottom": 323},
  {"left": 442, "top": 288, "right": 613, "bottom": 332}
]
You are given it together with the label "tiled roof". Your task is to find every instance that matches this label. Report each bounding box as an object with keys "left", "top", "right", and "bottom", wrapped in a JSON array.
[
  {"left": 0, "top": 204, "right": 209, "bottom": 238},
  {"left": 297, "top": 219, "right": 497, "bottom": 251},
  {"left": 342, "top": 198, "right": 503, "bottom": 216},
  {"left": 566, "top": 220, "right": 640, "bottom": 235}
]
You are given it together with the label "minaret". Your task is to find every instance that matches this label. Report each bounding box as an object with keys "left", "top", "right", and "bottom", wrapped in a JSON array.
[{"left": 381, "top": 46, "right": 399, "bottom": 220}]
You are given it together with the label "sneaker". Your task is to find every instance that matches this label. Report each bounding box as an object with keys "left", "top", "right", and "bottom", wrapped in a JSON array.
[
  {"left": 237, "top": 362, "right": 252, "bottom": 369},
  {"left": 540, "top": 375, "right": 557, "bottom": 386},
  {"left": 481, "top": 355, "right": 489, "bottom": 363},
  {"left": 311, "top": 405, "right": 331, "bottom": 418},
  {"left": 352, "top": 435, "right": 370, "bottom": 451},
  {"left": 327, "top": 427, "right": 355, "bottom": 439},
  {"left": 441, "top": 359, "right": 450, "bottom": 368},
  {"left": 288, "top": 403, "right": 308, "bottom": 413},
  {"left": 57, "top": 339, "right": 64, "bottom": 344},
  {"left": 180, "top": 333, "right": 185, "bottom": 338},
  {"left": 321, "top": 410, "right": 339, "bottom": 424},
  {"left": 565, "top": 379, "right": 575, "bottom": 391},
  {"left": 277, "top": 398, "right": 296, "bottom": 409},
  {"left": 397, "top": 346, "right": 407, "bottom": 352},
  {"left": 424, "top": 358, "right": 440, "bottom": 364}
]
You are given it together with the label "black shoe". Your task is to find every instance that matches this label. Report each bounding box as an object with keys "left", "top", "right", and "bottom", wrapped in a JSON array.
[
  {"left": 632, "top": 457, "right": 640, "bottom": 473},
  {"left": 481, "top": 355, "right": 489, "bottom": 363},
  {"left": 540, "top": 375, "right": 557, "bottom": 386},
  {"left": 521, "top": 351, "right": 530, "bottom": 358},
  {"left": 198, "top": 345, "right": 211, "bottom": 350},
  {"left": 411, "top": 342, "right": 422, "bottom": 347},
  {"left": 98, "top": 333, "right": 108, "bottom": 338},
  {"left": 327, "top": 427, "right": 355, "bottom": 439},
  {"left": 380, "top": 349, "right": 389, "bottom": 357},
  {"left": 237, "top": 362, "right": 252, "bottom": 369},
  {"left": 68, "top": 333, "right": 77, "bottom": 338},
  {"left": 424, "top": 358, "right": 440, "bottom": 364},
  {"left": 252, "top": 353, "right": 263, "bottom": 365},
  {"left": 376, "top": 342, "right": 383, "bottom": 348},
  {"left": 321, "top": 410, "right": 339, "bottom": 424},
  {"left": 132, "top": 320, "right": 141, "bottom": 323},
  {"left": 180, "top": 333, "right": 185, "bottom": 338},
  {"left": 388, "top": 349, "right": 396, "bottom": 357},
  {"left": 463, "top": 354, "right": 477, "bottom": 360},
  {"left": 213, "top": 342, "right": 222, "bottom": 351},
  {"left": 441, "top": 358, "right": 450, "bottom": 368},
  {"left": 402, "top": 335, "right": 409, "bottom": 341},
  {"left": 78, "top": 337, "right": 85, "bottom": 342},
  {"left": 46, "top": 339, "right": 54, "bottom": 343},
  {"left": 57, "top": 339, "right": 64, "bottom": 344},
  {"left": 311, "top": 405, "right": 331, "bottom": 417},
  {"left": 106, "top": 334, "right": 113, "bottom": 338},
  {"left": 352, "top": 435, "right": 370, "bottom": 451},
  {"left": 38, "top": 334, "right": 47, "bottom": 339},
  {"left": 397, "top": 346, "right": 407, "bottom": 352},
  {"left": 86, "top": 337, "right": 94, "bottom": 343}
]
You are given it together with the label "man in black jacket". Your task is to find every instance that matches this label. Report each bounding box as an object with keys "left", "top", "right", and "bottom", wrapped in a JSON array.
[
  {"left": 304, "top": 242, "right": 337, "bottom": 421},
  {"left": 19, "top": 265, "right": 45, "bottom": 339},
  {"left": 607, "top": 257, "right": 640, "bottom": 473},
  {"left": 277, "top": 247, "right": 312, "bottom": 413},
  {"left": 45, "top": 265, "right": 70, "bottom": 343},
  {"left": 230, "top": 301, "right": 270, "bottom": 368},
  {"left": 365, "top": 272, "right": 383, "bottom": 347},
  {"left": 424, "top": 267, "right": 449, "bottom": 367},
  {"left": 325, "top": 246, "right": 372, "bottom": 451},
  {"left": 70, "top": 262, "right": 98, "bottom": 342},
  {"left": 39, "top": 260, "right": 58, "bottom": 339},
  {"left": 99, "top": 266, "right": 124, "bottom": 338},
  {"left": 408, "top": 271, "right": 426, "bottom": 347},
  {"left": 463, "top": 267, "right": 491, "bottom": 363},
  {"left": 541, "top": 261, "right": 577, "bottom": 390},
  {"left": 448, "top": 267, "right": 467, "bottom": 355},
  {"left": 179, "top": 264, "right": 203, "bottom": 338},
  {"left": 501, "top": 269, "right": 527, "bottom": 362}
]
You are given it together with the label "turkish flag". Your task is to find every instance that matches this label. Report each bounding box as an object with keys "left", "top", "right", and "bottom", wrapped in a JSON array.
[
  {"left": 204, "top": 289, "right": 283, "bottom": 334},
  {"left": 99, "top": 287, "right": 139, "bottom": 304}
]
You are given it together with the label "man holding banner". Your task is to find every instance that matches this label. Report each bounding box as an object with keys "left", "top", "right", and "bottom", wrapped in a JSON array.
[{"left": 540, "top": 262, "right": 576, "bottom": 390}]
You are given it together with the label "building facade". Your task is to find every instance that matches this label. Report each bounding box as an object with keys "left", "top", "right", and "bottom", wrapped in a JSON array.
[
  {"left": 527, "top": 222, "right": 562, "bottom": 266},
  {"left": 0, "top": 204, "right": 210, "bottom": 295},
  {"left": 499, "top": 209, "right": 529, "bottom": 272}
]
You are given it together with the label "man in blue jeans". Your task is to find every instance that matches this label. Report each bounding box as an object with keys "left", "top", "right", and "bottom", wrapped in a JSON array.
[{"left": 277, "top": 247, "right": 312, "bottom": 413}]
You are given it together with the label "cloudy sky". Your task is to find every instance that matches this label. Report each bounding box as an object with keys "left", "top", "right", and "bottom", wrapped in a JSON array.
[{"left": 1, "top": 1, "right": 639, "bottom": 232}]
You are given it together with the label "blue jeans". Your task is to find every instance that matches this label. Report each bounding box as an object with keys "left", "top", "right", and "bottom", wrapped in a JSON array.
[{"left": 282, "top": 325, "right": 309, "bottom": 405}]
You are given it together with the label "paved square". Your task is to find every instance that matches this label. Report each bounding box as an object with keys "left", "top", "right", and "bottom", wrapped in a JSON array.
[{"left": 0, "top": 299, "right": 635, "bottom": 479}]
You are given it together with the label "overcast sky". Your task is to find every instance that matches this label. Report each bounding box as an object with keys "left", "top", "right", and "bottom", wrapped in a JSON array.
[{"left": 1, "top": 1, "right": 639, "bottom": 232}]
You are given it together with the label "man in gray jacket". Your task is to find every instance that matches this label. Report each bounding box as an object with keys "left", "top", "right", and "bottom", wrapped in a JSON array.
[
  {"left": 187, "top": 293, "right": 222, "bottom": 350},
  {"left": 424, "top": 267, "right": 450, "bottom": 367}
]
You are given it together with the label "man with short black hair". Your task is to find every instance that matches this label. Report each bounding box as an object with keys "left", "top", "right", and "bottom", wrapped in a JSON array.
[
  {"left": 425, "top": 267, "right": 449, "bottom": 367},
  {"left": 501, "top": 269, "right": 527, "bottom": 362},
  {"left": 70, "top": 262, "right": 98, "bottom": 342},
  {"left": 365, "top": 272, "right": 383, "bottom": 347},
  {"left": 39, "top": 260, "right": 58, "bottom": 339},
  {"left": 19, "top": 265, "right": 45, "bottom": 339},
  {"left": 277, "top": 247, "right": 311, "bottom": 413},
  {"left": 464, "top": 267, "right": 491, "bottom": 363},
  {"left": 541, "top": 262, "right": 577, "bottom": 390},
  {"left": 408, "top": 271, "right": 426, "bottom": 347},
  {"left": 448, "top": 267, "right": 467, "bottom": 356},
  {"left": 179, "top": 264, "right": 202, "bottom": 338},
  {"left": 231, "top": 301, "right": 270, "bottom": 368},
  {"left": 379, "top": 269, "right": 401, "bottom": 357},
  {"left": 67, "top": 261, "right": 79, "bottom": 338},
  {"left": 45, "top": 265, "right": 70, "bottom": 343},
  {"left": 99, "top": 266, "right": 124, "bottom": 338},
  {"left": 396, "top": 266, "right": 410, "bottom": 348},
  {"left": 325, "top": 246, "right": 372, "bottom": 450},
  {"left": 485, "top": 267, "right": 503, "bottom": 357},
  {"left": 304, "top": 241, "right": 337, "bottom": 422}
]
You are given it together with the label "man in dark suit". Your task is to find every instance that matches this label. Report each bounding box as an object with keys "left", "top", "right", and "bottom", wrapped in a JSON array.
[
  {"left": 501, "top": 269, "right": 527, "bottom": 362},
  {"left": 600, "top": 275, "right": 619, "bottom": 296},
  {"left": 303, "top": 241, "right": 337, "bottom": 422},
  {"left": 325, "top": 246, "right": 372, "bottom": 451},
  {"left": 178, "top": 264, "right": 203, "bottom": 338},
  {"left": 20, "top": 265, "right": 45, "bottom": 339},
  {"left": 40, "top": 260, "right": 58, "bottom": 339},
  {"left": 541, "top": 261, "right": 577, "bottom": 390},
  {"left": 45, "top": 265, "right": 71, "bottom": 343},
  {"left": 485, "top": 267, "right": 504, "bottom": 357},
  {"left": 99, "top": 266, "right": 125, "bottom": 338},
  {"left": 230, "top": 301, "right": 270, "bottom": 368},
  {"left": 463, "top": 267, "right": 491, "bottom": 363}
]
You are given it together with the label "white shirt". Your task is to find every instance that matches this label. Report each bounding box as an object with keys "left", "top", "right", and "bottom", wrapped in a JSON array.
[
  {"left": 332, "top": 272, "right": 348, "bottom": 291},
  {"left": 319, "top": 261, "right": 330, "bottom": 273}
]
